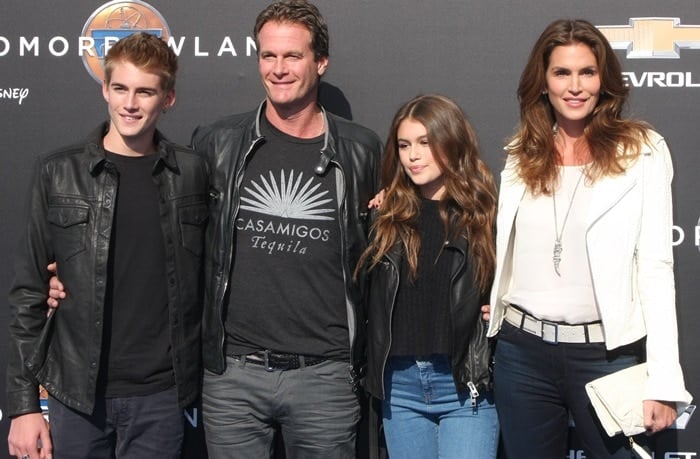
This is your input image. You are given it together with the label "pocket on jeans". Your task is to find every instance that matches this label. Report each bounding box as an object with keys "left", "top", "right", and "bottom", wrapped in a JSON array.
[
  {"left": 311, "top": 360, "right": 351, "bottom": 385},
  {"left": 496, "top": 320, "right": 520, "bottom": 341}
]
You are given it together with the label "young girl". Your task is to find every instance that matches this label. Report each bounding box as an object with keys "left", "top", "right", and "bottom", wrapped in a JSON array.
[{"left": 358, "top": 94, "right": 499, "bottom": 459}]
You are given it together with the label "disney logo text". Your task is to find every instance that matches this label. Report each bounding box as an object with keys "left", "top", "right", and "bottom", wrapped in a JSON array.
[{"left": 1, "top": 88, "right": 29, "bottom": 105}]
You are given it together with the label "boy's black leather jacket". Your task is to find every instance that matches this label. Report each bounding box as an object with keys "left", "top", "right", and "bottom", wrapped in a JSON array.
[{"left": 7, "top": 123, "right": 208, "bottom": 416}]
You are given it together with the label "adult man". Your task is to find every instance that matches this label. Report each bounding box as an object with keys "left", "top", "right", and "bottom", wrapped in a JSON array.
[
  {"left": 7, "top": 33, "right": 207, "bottom": 459},
  {"left": 191, "top": 1, "right": 381, "bottom": 457}
]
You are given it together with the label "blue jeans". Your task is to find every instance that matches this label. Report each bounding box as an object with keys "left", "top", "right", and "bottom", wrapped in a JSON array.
[
  {"left": 382, "top": 355, "right": 499, "bottom": 459},
  {"left": 494, "top": 321, "right": 644, "bottom": 459},
  {"left": 203, "top": 356, "right": 360, "bottom": 459},
  {"left": 47, "top": 386, "right": 183, "bottom": 459}
]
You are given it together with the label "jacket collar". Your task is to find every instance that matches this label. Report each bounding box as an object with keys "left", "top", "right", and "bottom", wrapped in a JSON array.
[
  {"left": 382, "top": 207, "right": 468, "bottom": 263},
  {"left": 86, "top": 122, "right": 179, "bottom": 175},
  {"left": 252, "top": 100, "right": 336, "bottom": 159},
  {"left": 253, "top": 99, "right": 331, "bottom": 136},
  {"left": 500, "top": 149, "right": 641, "bottom": 231},
  {"left": 445, "top": 224, "right": 468, "bottom": 253}
]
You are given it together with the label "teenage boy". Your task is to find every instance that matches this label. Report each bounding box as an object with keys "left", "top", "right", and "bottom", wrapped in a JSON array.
[{"left": 7, "top": 32, "right": 207, "bottom": 459}]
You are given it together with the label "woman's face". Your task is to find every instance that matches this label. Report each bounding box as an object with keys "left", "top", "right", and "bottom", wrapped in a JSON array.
[
  {"left": 397, "top": 118, "right": 445, "bottom": 200},
  {"left": 544, "top": 42, "right": 601, "bottom": 131}
]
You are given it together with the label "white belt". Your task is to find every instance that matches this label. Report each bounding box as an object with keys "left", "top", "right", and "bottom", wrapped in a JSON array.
[{"left": 504, "top": 306, "right": 605, "bottom": 344}]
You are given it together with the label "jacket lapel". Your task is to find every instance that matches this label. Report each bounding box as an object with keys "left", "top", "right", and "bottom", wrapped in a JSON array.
[
  {"left": 586, "top": 154, "right": 644, "bottom": 229},
  {"left": 498, "top": 164, "right": 527, "bottom": 240}
]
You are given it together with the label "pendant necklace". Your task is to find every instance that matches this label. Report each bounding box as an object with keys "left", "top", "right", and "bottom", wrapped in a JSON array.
[{"left": 552, "top": 167, "right": 585, "bottom": 276}]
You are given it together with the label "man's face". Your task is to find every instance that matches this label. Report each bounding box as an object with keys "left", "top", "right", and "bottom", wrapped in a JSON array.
[
  {"left": 257, "top": 21, "right": 328, "bottom": 115},
  {"left": 102, "top": 60, "right": 174, "bottom": 155}
]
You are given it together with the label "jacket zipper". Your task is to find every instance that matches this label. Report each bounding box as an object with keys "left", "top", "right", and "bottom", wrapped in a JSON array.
[
  {"left": 380, "top": 254, "right": 400, "bottom": 398},
  {"left": 216, "top": 135, "right": 264, "bottom": 364}
]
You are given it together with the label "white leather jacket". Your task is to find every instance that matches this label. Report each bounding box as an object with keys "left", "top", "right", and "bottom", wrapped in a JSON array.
[{"left": 488, "top": 130, "right": 691, "bottom": 404}]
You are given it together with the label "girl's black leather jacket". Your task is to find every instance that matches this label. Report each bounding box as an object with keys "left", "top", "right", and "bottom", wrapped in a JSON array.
[{"left": 362, "top": 228, "right": 494, "bottom": 401}]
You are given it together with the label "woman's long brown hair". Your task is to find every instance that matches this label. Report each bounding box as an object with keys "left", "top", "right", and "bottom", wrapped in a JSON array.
[
  {"left": 356, "top": 94, "right": 497, "bottom": 293},
  {"left": 511, "top": 19, "right": 651, "bottom": 194}
]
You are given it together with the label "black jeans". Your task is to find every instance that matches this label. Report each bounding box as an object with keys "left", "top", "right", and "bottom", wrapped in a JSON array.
[
  {"left": 47, "top": 386, "right": 183, "bottom": 458},
  {"left": 494, "top": 321, "right": 644, "bottom": 458}
]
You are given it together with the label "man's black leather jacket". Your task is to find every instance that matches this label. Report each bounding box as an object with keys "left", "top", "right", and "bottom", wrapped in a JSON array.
[
  {"left": 7, "top": 123, "right": 208, "bottom": 417},
  {"left": 191, "top": 102, "right": 382, "bottom": 384},
  {"left": 362, "top": 228, "right": 494, "bottom": 400}
]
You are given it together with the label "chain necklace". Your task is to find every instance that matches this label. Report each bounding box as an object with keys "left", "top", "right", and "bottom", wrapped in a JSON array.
[{"left": 552, "top": 167, "right": 585, "bottom": 276}]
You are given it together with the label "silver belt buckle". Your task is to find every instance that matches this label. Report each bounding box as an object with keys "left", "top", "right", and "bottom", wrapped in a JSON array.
[
  {"left": 262, "top": 350, "right": 274, "bottom": 372},
  {"left": 541, "top": 320, "right": 558, "bottom": 344}
]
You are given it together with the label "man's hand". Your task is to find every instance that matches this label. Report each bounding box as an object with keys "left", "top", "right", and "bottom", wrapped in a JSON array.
[
  {"left": 368, "top": 189, "right": 386, "bottom": 209},
  {"left": 643, "top": 400, "right": 677, "bottom": 434},
  {"left": 8, "top": 412, "right": 52, "bottom": 459},
  {"left": 45, "top": 263, "right": 65, "bottom": 309}
]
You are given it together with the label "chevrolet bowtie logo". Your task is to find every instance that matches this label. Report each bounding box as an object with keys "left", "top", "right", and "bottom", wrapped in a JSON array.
[{"left": 598, "top": 18, "right": 700, "bottom": 58}]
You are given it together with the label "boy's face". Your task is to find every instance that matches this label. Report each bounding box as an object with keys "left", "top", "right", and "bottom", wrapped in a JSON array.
[{"left": 102, "top": 60, "right": 174, "bottom": 155}]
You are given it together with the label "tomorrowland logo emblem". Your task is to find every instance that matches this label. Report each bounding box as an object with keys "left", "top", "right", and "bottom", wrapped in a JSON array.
[{"left": 81, "top": 0, "right": 171, "bottom": 83}]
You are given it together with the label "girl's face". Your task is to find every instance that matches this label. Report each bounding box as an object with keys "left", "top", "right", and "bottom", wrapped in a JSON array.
[
  {"left": 544, "top": 42, "right": 601, "bottom": 132},
  {"left": 397, "top": 118, "right": 445, "bottom": 200}
]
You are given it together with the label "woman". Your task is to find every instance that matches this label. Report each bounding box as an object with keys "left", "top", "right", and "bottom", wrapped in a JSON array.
[
  {"left": 487, "top": 19, "right": 692, "bottom": 458},
  {"left": 358, "top": 94, "right": 499, "bottom": 458}
]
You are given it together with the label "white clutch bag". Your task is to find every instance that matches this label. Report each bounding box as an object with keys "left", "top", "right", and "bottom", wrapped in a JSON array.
[
  {"left": 585, "top": 363, "right": 648, "bottom": 437},
  {"left": 585, "top": 363, "right": 694, "bottom": 459}
]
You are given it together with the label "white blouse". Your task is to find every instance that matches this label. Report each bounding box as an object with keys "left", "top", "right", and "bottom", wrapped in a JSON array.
[{"left": 503, "top": 165, "right": 600, "bottom": 324}]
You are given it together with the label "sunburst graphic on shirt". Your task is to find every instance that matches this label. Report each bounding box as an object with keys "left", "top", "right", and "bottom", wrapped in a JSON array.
[{"left": 241, "top": 170, "right": 335, "bottom": 220}]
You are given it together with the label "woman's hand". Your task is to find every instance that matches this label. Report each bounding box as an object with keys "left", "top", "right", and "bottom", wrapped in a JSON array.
[
  {"left": 481, "top": 304, "right": 491, "bottom": 321},
  {"left": 643, "top": 400, "right": 677, "bottom": 434}
]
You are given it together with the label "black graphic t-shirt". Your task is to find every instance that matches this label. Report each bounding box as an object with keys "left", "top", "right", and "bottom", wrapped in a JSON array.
[{"left": 225, "top": 116, "right": 349, "bottom": 360}]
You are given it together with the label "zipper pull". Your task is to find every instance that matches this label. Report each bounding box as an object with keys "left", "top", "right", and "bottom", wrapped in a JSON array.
[{"left": 467, "top": 381, "right": 480, "bottom": 408}]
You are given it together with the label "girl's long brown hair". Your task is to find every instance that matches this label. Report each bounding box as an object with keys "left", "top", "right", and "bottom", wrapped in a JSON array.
[
  {"left": 511, "top": 19, "right": 651, "bottom": 194},
  {"left": 357, "top": 94, "right": 497, "bottom": 293}
]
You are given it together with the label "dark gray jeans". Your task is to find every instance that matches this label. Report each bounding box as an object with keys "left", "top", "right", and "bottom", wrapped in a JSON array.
[{"left": 203, "top": 356, "right": 360, "bottom": 459}]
